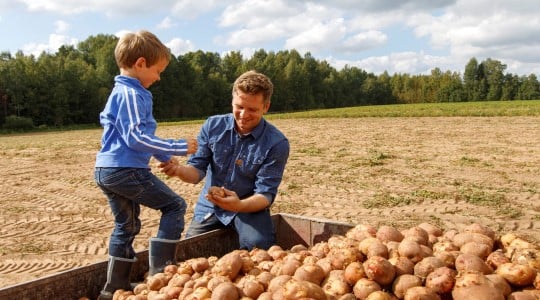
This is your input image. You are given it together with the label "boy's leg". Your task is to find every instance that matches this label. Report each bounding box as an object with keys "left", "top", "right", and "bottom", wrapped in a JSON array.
[
  {"left": 95, "top": 167, "right": 141, "bottom": 258},
  {"left": 120, "top": 168, "right": 187, "bottom": 240},
  {"left": 233, "top": 209, "right": 276, "bottom": 250}
]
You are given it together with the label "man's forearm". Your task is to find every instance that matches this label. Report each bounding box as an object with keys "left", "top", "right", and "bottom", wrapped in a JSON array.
[{"left": 174, "top": 165, "right": 201, "bottom": 184}]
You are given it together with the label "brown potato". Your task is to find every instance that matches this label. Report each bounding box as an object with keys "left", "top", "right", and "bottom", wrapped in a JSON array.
[
  {"left": 455, "top": 253, "right": 493, "bottom": 274},
  {"left": 388, "top": 256, "right": 415, "bottom": 276},
  {"left": 293, "top": 263, "right": 326, "bottom": 285},
  {"left": 206, "top": 275, "right": 230, "bottom": 291},
  {"left": 507, "top": 291, "right": 538, "bottom": 300},
  {"left": 255, "top": 271, "right": 274, "bottom": 290},
  {"left": 146, "top": 273, "right": 167, "bottom": 291},
  {"left": 366, "top": 290, "right": 398, "bottom": 300},
  {"left": 346, "top": 224, "right": 377, "bottom": 242},
  {"left": 463, "top": 223, "right": 496, "bottom": 240},
  {"left": 425, "top": 266, "right": 457, "bottom": 294},
  {"left": 451, "top": 284, "right": 504, "bottom": 300},
  {"left": 353, "top": 278, "right": 381, "bottom": 300},
  {"left": 211, "top": 250, "right": 243, "bottom": 280},
  {"left": 398, "top": 239, "right": 423, "bottom": 263},
  {"left": 249, "top": 248, "right": 272, "bottom": 263},
  {"left": 418, "top": 223, "right": 443, "bottom": 237},
  {"left": 344, "top": 261, "right": 366, "bottom": 285},
  {"left": 402, "top": 227, "right": 430, "bottom": 246},
  {"left": 403, "top": 286, "right": 441, "bottom": 300},
  {"left": 413, "top": 256, "right": 445, "bottom": 280},
  {"left": 363, "top": 256, "right": 396, "bottom": 286},
  {"left": 279, "top": 278, "right": 327, "bottom": 300},
  {"left": 486, "top": 274, "right": 512, "bottom": 297},
  {"left": 433, "top": 250, "right": 457, "bottom": 269},
  {"left": 486, "top": 250, "right": 511, "bottom": 269},
  {"left": 392, "top": 274, "right": 422, "bottom": 299},
  {"left": 460, "top": 241, "right": 492, "bottom": 259},
  {"left": 267, "top": 274, "right": 292, "bottom": 294},
  {"left": 452, "top": 232, "right": 494, "bottom": 250},
  {"left": 366, "top": 240, "right": 390, "bottom": 259},
  {"left": 208, "top": 186, "right": 225, "bottom": 197},
  {"left": 376, "top": 225, "right": 404, "bottom": 244},
  {"left": 189, "top": 257, "right": 210, "bottom": 273},
  {"left": 236, "top": 274, "right": 264, "bottom": 299},
  {"left": 322, "top": 270, "right": 351, "bottom": 298},
  {"left": 495, "top": 262, "right": 536, "bottom": 287}
]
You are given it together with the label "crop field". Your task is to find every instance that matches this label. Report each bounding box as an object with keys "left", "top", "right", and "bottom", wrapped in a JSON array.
[{"left": 0, "top": 101, "right": 539, "bottom": 288}]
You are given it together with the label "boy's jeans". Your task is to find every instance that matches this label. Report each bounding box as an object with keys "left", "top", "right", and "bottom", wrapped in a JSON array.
[{"left": 94, "top": 167, "right": 186, "bottom": 258}]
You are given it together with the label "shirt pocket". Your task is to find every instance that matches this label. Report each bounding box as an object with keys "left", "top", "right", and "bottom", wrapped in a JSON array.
[
  {"left": 210, "top": 141, "right": 233, "bottom": 171},
  {"left": 238, "top": 151, "right": 265, "bottom": 177}
]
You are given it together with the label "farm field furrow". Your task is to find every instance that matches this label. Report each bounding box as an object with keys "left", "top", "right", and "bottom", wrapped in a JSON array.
[{"left": 0, "top": 116, "right": 539, "bottom": 288}]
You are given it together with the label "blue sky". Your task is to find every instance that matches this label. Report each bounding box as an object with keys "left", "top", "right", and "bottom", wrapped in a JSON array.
[{"left": 1, "top": 0, "right": 539, "bottom": 76}]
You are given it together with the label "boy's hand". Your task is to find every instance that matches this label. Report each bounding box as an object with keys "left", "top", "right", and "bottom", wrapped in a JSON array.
[
  {"left": 159, "top": 161, "right": 179, "bottom": 176},
  {"left": 186, "top": 138, "right": 198, "bottom": 154}
]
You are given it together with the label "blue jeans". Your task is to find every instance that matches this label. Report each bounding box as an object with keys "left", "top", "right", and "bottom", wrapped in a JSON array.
[
  {"left": 184, "top": 209, "right": 275, "bottom": 250},
  {"left": 94, "top": 167, "right": 186, "bottom": 258}
]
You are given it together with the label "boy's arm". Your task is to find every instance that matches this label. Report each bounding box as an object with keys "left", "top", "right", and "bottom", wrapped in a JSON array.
[{"left": 114, "top": 90, "right": 195, "bottom": 159}]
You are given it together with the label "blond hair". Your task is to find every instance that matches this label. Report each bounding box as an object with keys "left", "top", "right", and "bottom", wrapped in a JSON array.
[
  {"left": 114, "top": 30, "right": 171, "bottom": 69},
  {"left": 232, "top": 70, "right": 274, "bottom": 103}
]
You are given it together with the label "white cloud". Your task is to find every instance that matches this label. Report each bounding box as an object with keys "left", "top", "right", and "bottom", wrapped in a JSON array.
[
  {"left": 157, "top": 17, "right": 176, "bottom": 29},
  {"left": 171, "top": 0, "right": 227, "bottom": 19},
  {"left": 15, "top": 0, "right": 177, "bottom": 16},
  {"left": 219, "top": 0, "right": 298, "bottom": 28},
  {"left": 166, "top": 37, "right": 195, "bottom": 56},
  {"left": 23, "top": 33, "right": 78, "bottom": 56},
  {"left": 3, "top": 0, "right": 540, "bottom": 76},
  {"left": 339, "top": 30, "right": 388, "bottom": 53},
  {"left": 328, "top": 51, "right": 458, "bottom": 75},
  {"left": 54, "top": 20, "right": 69, "bottom": 33},
  {"left": 285, "top": 19, "right": 346, "bottom": 52}
]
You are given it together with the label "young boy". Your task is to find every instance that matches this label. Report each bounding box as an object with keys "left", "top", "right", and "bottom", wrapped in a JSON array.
[{"left": 94, "top": 30, "right": 197, "bottom": 299}]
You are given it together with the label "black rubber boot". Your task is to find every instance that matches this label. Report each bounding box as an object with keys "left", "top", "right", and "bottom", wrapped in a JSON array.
[
  {"left": 97, "top": 256, "right": 137, "bottom": 300},
  {"left": 148, "top": 237, "right": 179, "bottom": 275}
]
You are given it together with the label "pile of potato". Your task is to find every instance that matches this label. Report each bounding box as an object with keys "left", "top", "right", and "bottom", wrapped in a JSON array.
[{"left": 112, "top": 222, "right": 540, "bottom": 300}]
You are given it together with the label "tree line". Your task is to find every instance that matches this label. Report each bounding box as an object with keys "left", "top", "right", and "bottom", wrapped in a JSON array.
[{"left": 1, "top": 34, "right": 539, "bottom": 128}]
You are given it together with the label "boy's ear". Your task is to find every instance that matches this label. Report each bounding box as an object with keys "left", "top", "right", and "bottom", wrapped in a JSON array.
[{"left": 134, "top": 57, "right": 146, "bottom": 68}]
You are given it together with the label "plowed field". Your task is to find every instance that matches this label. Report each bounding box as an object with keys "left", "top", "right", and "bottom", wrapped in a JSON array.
[{"left": 0, "top": 117, "right": 538, "bottom": 288}]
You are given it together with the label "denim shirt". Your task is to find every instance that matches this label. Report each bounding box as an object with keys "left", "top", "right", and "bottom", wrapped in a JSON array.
[{"left": 188, "top": 113, "right": 290, "bottom": 225}]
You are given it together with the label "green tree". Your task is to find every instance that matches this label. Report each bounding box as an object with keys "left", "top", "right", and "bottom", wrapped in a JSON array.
[
  {"left": 482, "top": 58, "right": 506, "bottom": 100},
  {"left": 501, "top": 73, "right": 519, "bottom": 100},
  {"left": 518, "top": 74, "right": 540, "bottom": 100}
]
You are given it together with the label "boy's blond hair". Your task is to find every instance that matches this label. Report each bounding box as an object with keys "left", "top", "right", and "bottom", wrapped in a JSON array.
[
  {"left": 114, "top": 30, "right": 171, "bottom": 69},
  {"left": 233, "top": 70, "right": 274, "bottom": 103}
]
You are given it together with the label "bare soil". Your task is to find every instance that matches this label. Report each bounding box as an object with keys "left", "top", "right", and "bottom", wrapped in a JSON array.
[{"left": 0, "top": 117, "right": 539, "bottom": 288}]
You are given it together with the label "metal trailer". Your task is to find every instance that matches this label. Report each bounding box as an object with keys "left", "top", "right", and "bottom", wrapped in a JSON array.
[{"left": 0, "top": 213, "right": 353, "bottom": 300}]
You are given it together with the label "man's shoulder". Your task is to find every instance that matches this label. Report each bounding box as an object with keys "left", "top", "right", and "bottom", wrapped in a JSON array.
[
  {"left": 206, "top": 113, "right": 233, "bottom": 126},
  {"left": 262, "top": 121, "right": 289, "bottom": 147}
]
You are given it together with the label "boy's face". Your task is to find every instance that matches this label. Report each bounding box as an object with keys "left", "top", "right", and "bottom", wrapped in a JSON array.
[
  {"left": 133, "top": 57, "right": 168, "bottom": 88},
  {"left": 232, "top": 90, "right": 270, "bottom": 135}
]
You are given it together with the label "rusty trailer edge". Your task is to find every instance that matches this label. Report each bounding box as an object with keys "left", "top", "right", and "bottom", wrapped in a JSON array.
[{"left": 0, "top": 213, "right": 353, "bottom": 300}]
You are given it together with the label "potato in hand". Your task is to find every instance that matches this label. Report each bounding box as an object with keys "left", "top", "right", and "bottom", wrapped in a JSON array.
[{"left": 208, "top": 186, "right": 226, "bottom": 197}]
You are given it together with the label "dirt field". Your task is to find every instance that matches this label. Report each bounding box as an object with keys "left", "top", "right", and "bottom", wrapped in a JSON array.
[{"left": 0, "top": 117, "right": 539, "bottom": 289}]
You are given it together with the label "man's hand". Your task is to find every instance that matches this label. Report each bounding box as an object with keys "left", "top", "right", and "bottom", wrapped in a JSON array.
[{"left": 205, "top": 186, "right": 242, "bottom": 212}]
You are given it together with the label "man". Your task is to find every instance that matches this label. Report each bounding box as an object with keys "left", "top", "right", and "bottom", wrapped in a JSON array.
[{"left": 160, "top": 70, "right": 289, "bottom": 250}]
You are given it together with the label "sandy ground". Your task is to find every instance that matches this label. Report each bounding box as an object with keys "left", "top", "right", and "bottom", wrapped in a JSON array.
[{"left": 0, "top": 117, "right": 539, "bottom": 289}]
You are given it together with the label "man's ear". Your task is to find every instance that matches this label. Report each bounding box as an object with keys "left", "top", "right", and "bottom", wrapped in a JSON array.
[{"left": 263, "top": 101, "right": 271, "bottom": 114}]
